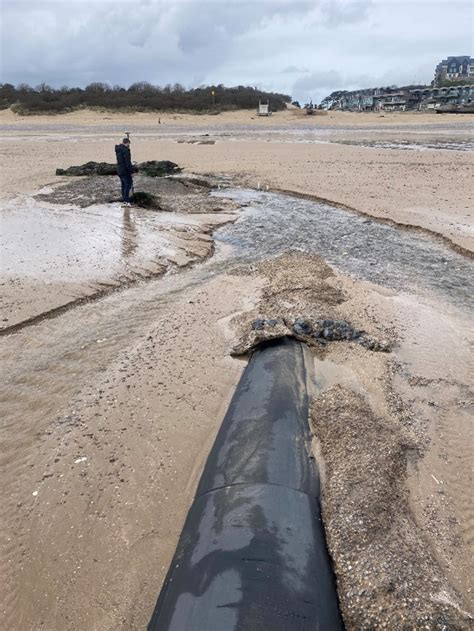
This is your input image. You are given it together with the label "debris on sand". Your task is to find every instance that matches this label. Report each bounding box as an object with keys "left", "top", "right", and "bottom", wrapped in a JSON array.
[
  {"left": 56, "top": 160, "right": 182, "bottom": 177},
  {"left": 229, "top": 253, "right": 392, "bottom": 356},
  {"left": 35, "top": 173, "right": 238, "bottom": 211},
  {"left": 232, "top": 316, "right": 391, "bottom": 355},
  {"left": 311, "top": 386, "right": 471, "bottom": 629}
]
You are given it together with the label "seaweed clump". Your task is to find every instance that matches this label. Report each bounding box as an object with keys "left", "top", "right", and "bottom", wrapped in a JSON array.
[
  {"left": 130, "top": 191, "right": 161, "bottom": 209},
  {"left": 56, "top": 160, "right": 181, "bottom": 177}
]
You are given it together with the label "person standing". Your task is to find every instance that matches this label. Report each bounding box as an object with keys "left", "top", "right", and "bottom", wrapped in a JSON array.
[{"left": 115, "top": 137, "right": 133, "bottom": 203}]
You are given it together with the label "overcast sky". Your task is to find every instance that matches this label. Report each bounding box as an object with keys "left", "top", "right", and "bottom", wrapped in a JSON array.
[{"left": 1, "top": 0, "right": 473, "bottom": 103}]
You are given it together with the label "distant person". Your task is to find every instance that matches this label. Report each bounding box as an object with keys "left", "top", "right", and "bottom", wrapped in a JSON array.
[{"left": 115, "top": 137, "right": 133, "bottom": 203}]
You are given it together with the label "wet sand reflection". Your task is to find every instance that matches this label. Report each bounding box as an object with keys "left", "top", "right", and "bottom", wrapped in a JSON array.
[{"left": 121, "top": 207, "right": 138, "bottom": 259}]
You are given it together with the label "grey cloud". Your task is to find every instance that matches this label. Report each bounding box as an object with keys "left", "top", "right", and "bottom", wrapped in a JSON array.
[
  {"left": 321, "top": 0, "right": 373, "bottom": 27},
  {"left": 0, "top": 0, "right": 472, "bottom": 104},
  {"left": 174, "top": 1, "right": 316, "bottom": 54},
  {"left": 293, "top": 71, "right": 344, "bottom": 92},
  {"left": 281, "top": 65, "right": 309, "bottom": 74}
]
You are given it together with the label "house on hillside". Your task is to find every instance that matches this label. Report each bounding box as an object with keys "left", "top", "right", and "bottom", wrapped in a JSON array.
[
  {"left": 376, "top": 90, "right": 419, "bottom": 111},
  {"left": 325, "top": 83, "right": 473, "bottom": 112},
  {"left": 434, "top": 56, "right": 474, "bottom": 85}
]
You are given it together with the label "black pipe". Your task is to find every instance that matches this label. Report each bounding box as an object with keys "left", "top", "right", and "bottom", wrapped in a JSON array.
[{"left": 148, "top": 337, "right": 343, "bottom": 630}]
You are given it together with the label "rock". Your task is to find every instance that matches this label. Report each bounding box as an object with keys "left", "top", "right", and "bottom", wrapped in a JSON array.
[
  {"left": 251, "top": 318, "right": 266, "bottom": 331},
  {"left": 238, "top": 315, "right": 390, "bottom": 355},
  {"left": 358, "top": 336, "right": 391, "bottom": 352},
  {"left": 311, "top": 324, "right": 324, "bottom": 338},
  {"left": 293, "top": 318, "right": 312, "bottom": 335}
]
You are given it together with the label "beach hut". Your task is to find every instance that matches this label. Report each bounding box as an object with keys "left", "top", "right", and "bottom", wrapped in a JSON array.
[{"left": 257, "top": 100, "right": 270, "bottom": 116}]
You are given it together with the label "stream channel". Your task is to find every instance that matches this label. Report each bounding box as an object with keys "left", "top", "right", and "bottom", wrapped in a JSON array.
[{"left": 2, "top": 186, "right": 473, "bottom": 455}]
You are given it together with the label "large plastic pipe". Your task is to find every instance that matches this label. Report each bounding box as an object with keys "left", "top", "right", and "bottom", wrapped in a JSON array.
[{"left": 148, "top": 337, "right": 343, "bottom": 630}]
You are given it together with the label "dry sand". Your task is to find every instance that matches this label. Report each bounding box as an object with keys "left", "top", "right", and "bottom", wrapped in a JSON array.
[{"left": 1, "top": 108, "right": 473, "bottom": 629}]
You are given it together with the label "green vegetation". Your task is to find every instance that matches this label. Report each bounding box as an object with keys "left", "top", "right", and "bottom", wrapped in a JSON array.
[
  {"left": 436, "top": 78, "right": 474, "bottom": 87},
  {"left": 0, "top": 82, "right": 291, "bottom": 115}
]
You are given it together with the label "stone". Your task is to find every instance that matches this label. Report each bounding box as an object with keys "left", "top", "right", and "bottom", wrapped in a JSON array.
[
  {"left": 293, "top": 318, "right": 312, "bottom": 335},
  {"left": 251, "top": 318, "right": 266, "bottom": 331},
  {"left": 311, "top": 323, "right": 324, "bottom": 338}
]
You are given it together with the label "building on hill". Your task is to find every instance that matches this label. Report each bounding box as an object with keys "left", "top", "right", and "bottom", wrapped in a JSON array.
[
  {"left": 322, "top": 84, "right": 474, "bottom": 112},
  {"left": 434, "top": 56, "right": 474, "bottom": 85}
]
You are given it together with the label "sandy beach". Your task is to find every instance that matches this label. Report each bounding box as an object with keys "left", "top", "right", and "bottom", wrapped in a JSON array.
[
  {"left": 1, "top": 108, "right": 473, "bottom": 629},
  {"left": 1, "top": 108, "right": 473, "bottom": 253}
]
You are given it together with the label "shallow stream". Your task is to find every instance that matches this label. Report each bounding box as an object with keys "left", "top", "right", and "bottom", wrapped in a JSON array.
[{"left": 2, "top": 187, "right": 472, "bottom": 443}]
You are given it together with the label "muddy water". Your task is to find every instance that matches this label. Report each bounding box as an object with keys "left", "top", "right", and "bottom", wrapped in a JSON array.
[
  {"left": 0, "top": 191, "right": 229, "bottom": 329},
  {"left": 2, "top": 187, "right": 473, "bottom": 615},
  {"left": 214, "top": 189, "right": 474, "bottom": 309}
]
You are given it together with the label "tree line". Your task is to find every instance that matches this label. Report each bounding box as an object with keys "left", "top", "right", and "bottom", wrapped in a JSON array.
[{"left": 0, "top": 82, "right": 291, "bottom": 114}]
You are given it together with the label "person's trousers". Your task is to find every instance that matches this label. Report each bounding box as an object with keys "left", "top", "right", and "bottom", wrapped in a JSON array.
[{"left": 119, "top": 174, "right": 133, "bottom": 202}]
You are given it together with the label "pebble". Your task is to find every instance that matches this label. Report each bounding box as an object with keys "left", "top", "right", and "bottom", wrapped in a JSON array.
[
  {"left": 251, "top": 318, "right": 266, "bottom": 331},
  {"left": 293, "top": 318, "right": 313, "bottom": 335}
]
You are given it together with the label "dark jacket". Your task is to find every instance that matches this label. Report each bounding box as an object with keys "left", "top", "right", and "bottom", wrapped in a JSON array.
[{"left": 115, "top": 143, "right": 132, "bottom": 176}]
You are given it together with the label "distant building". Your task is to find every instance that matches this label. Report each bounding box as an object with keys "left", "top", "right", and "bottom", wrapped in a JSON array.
[
  {"left": 434, "top": 56, "right": 474, "bottom": 85},
  {"left": 323, "top": 84, "right": 473, "bottom": 112}
]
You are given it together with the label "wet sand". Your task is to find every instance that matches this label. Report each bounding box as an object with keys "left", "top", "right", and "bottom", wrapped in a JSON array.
[
  {"left": 1, "top": 174, "right": 238, "bottom": 330},
  {"left": 1, "top": 108, "right": 473, "bottom": 629}
]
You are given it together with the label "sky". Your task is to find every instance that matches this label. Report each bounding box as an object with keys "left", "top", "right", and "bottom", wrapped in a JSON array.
[{"left": 1, "top": 0, "right": 473, "bottom": 104}]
